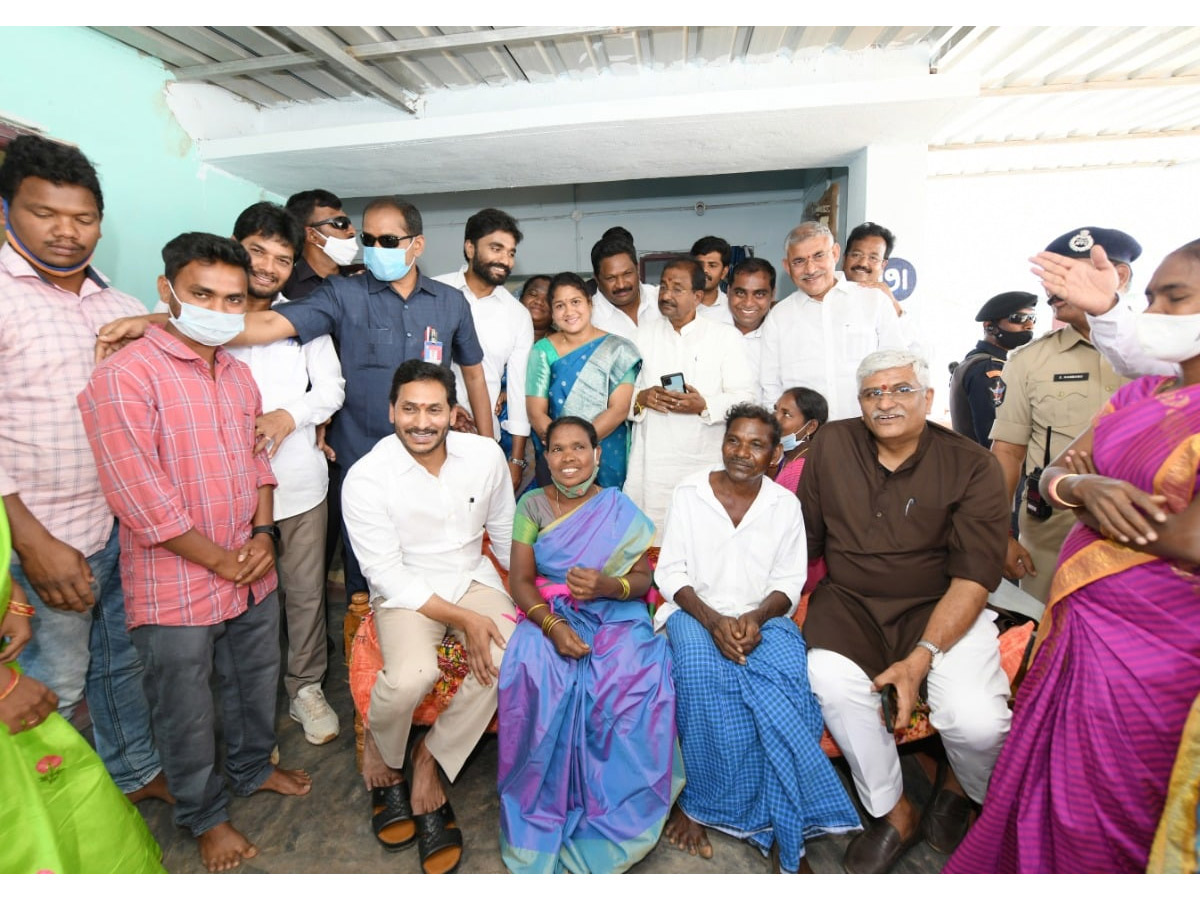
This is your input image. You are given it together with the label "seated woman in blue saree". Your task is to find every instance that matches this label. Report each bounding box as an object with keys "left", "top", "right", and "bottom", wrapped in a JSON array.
[
  {"left": 497, "top": 416, "right": 682, "bottom": 873},
  {"left": 526, "top": 272, "right": 641, "bottom": 489}
]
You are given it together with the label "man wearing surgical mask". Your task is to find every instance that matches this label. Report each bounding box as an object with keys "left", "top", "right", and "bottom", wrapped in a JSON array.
[
  {"left": 97, "top": 197, "right": 492, "bottom": 606},
  {"left": 283, "top": 189, "right": 364, "bottom": 299},
  {"left": 80, "top": 232, "right": 313, "bottom": 873}
]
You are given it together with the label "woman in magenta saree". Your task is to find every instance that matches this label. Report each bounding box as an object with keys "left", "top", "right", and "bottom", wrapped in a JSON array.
[
  {"left": 947, "top": 243, "right": 1200, "bottom": 873},
  {"left": 497, "top": 417, "right": 682, "bottom": 873}
]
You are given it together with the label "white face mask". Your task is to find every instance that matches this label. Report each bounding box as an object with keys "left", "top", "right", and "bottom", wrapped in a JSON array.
[
  {"left": 319, "top": 233, "right": 359, "bottom": 267},
  {"left": 167, "top": 282, "right": 245, "bottom": 346},
  {"left": 1135, "top": 311, "right": 1200, "bottom": 364}
]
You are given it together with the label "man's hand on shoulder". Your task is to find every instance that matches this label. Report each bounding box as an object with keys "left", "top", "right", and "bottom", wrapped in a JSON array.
[{"left": 95, "top": 314, "right": 155, "bottom": 362}]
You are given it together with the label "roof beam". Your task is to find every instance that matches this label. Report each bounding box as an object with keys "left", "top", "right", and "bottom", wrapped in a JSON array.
[
  {"left": 171, "top": 26, "right": 629, "bottom": 82},
  {"left": 982, "top": 75, "right": 1200, "bottom": 96},
  {"left": 276, "top": 26, "right": 418, "bottom": 113},
  {"left": 930, "top": 127, "right": 1200, "bottom": 151}
]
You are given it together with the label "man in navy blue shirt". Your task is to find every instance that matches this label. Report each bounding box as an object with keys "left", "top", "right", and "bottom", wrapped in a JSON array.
[{"left": 98, "top": 197, "right": 491, "bottom": 599}]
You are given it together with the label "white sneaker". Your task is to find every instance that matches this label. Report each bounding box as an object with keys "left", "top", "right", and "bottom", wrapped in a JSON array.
[{"left": 289, "top": 684, "right": 340, "bottom": 745}]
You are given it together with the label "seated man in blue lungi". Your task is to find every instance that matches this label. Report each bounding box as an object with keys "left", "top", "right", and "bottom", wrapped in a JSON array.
[{"left": 655, "top": 403, "right": 860, "bottom": 873}]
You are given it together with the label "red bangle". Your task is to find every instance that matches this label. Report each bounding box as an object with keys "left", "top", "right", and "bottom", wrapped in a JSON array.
[{"left": 0, "top": 668, "right": 20, "bottom": 702}]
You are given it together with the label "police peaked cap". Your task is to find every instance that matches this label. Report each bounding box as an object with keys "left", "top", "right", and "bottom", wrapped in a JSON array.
[
  {"left": 975, "top": 291, "right": 1039, "bottom": 322},
  {"left": 1044, "top": 227, "right": 1142, "bottom": 265}
]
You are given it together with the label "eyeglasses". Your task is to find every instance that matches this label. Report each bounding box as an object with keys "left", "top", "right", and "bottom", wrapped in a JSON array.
[
  {"left": 308, "top": 216, "right": 353, "bottom": 231},
  {"left": 360, "top": 232, "right": 419, "bottom": 249},
  {"left": 1006, "top": 312, "right": 1037, "bottom": 325},
  {"left": 846, "top": 250, "right": 885, "bottom": 265},
  {"left": 859, "top": 385, "right": 924, "bottom": 402}
]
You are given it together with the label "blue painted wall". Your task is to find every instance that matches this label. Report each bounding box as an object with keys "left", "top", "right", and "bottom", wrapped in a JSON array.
[{"left": 0, "top": 27, "right": 277, "bottom": 306}]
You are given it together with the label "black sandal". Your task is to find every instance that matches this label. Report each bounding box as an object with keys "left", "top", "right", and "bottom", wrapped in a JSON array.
[
  {"left": 415, "top": 801, "right": 463, "bottom": 874},
  {"left": 371, "top": 782, "right": 416, "bottom": 851}
]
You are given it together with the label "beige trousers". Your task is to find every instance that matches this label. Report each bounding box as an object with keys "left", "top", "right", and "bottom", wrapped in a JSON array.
[
  {"left": 369, "top": 581, "right": 515, "bottom": 780},
  {"left": 277, "top": 500, "right": 329, "bottom": 698}
]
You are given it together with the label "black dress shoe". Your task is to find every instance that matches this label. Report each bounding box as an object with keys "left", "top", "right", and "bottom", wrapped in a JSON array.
[
  {"left": 922, "top": 789, "right": 977, "bottom": 854},
  {"left": 843, "top": 818, "right": 920, "bottom": 874}
]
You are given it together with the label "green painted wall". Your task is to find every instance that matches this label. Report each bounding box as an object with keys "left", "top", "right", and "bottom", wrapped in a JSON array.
[{"left": 0, "top": 26, "right": 278, "bottom": 306}]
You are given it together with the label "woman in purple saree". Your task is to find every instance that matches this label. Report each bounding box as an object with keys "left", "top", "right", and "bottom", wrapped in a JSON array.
[
  {"left": 497, "top": 416, "right": 682, "bottom": 873},
  {"left": 947, "top": 241, "right": 1200, "bottom": 873}
]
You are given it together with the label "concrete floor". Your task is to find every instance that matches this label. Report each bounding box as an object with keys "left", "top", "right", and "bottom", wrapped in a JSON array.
[{"left": 134, "top": 581, "right": 950, "bottom": 875}]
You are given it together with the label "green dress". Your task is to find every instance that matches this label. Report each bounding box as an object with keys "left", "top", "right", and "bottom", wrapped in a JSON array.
[{"left": 0, "top": 505, "right": 164, "bottom": 874}]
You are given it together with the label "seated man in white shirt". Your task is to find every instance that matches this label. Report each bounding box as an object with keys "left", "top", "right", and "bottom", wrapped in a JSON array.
[
  {"left": 691, "top": 235, "right": 735, "bottom": 325},
  {"left": 587, "top": 235, "right": 660, "bottom": 345},
  {"left": 655, "top": 404, "right": 859, "bottom": 873},
  {"left": 625, "top": 257, "right": 754, "bottom": 540},
  {"left": 435, "top": 207, "right": 533, "bottom": 489},
  {"left": 342, "top": 360, "right": 515, "bottom": 874},
  {"left": 227, "top": 202, "right": 346, "bottom": 746},
  {"left": 760, "top": 221, "right": 904, "bottom": 420}
]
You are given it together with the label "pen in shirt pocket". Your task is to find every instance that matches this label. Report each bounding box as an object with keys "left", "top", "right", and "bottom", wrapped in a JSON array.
[{"left": 904, "top": 497, "right": 916, "bottom": 516}]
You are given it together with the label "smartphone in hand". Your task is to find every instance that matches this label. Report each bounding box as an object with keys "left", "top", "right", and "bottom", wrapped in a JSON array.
[
  {"left": 660, "top": 372, "right": 685, "bottom": 393},
  {"left": 880, "top": 683, "right": 899, "bottom": 731}
]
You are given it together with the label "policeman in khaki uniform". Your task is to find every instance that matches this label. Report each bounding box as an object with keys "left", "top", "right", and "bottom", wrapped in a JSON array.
[{"left": 989, "top": 227, "right": 1139, "bottom": 602}]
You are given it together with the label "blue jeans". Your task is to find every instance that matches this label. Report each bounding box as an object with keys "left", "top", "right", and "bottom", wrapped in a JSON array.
[
  {"left": 11, "top": 522, "right": 161, "bottom": 793},
  {"left": 131, "top": 591, "right": 281, "bottom": 836}
]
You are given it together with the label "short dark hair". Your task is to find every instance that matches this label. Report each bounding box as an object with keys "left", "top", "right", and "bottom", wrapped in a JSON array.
[
  {"left": 0, "top": 134, "right": 104, "bottom": 216},
  {"left": 464, "top": 208, "right": 522, "bottom": 254},
  {"left": 518, "top": 274, "right": 551, "bottom": 301},
  {"left": 846, "top": 221, "right": 896, "bottom": 260},
  {"left": 547, "top": 271, "right": 592, "bottom": 304},
  {"left": 363, "top": 196, "right": 423, "bottom": 237},
  {"left": 389, "top": 359, "right": 456, "bottom": 406},
  {"left": 690, "top": 235, "right": 731, "bottom": 266},
  {"left": 545, "top": 415, "right": 598, "bottom": 449},
  {"left": 285, "top": 189, "right": 344, "bottom": 226},
  {"left": 601, "top": 226, "right": 634, "bottom": 246},
  {"left": 730, "top": 257, "right": 776, "bottom": 291},
  {"left": 725, "top": 402, "right": 782, "bottom": 446},
  {"left": 162, "top": 232, "right": 251, "bottom": 282},
  {"left": 590, "top": 236, "right": 637, "bottom": 276},
  {"left": 233, "top": 201, "right": 305, "bottom": 259},
  {"left": 662, "top": 256, "right": 705, "bottom": 292},
  {"left": 780, "top": 386, "right": 829, "bottom": 427}
]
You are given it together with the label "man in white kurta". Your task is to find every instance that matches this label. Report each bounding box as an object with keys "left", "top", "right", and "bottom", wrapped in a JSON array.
[
  {"left": 624, "top": 258, "right": 754, "bottom": 541},
  {"left": 588, "top": 236, "right": 661, "bottom": 346},
  {"left": 226, "top": 204, "right": 347, "bottom": 745},
  {"left": 760, "top": 222, "right": 904, "bottom": 420},
  {"left": 435, "top": 208, "right": 533, "bottom": 488}
]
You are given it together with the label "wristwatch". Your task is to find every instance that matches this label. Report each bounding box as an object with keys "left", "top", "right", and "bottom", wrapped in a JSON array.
[
  {"left": 507, "top": 456, "right": 527, "bottom": 470},
  {"left": 916, "top": 639, "right": 944, "bottom": 669},
  {"left": 251, "top": 524, "right": 281, "bottom": 546}
]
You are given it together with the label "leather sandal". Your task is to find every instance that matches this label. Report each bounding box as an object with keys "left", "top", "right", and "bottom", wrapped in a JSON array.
[
  {"left": 371, "top": 782, "right": 416, "bottom": 851},
  {"left": 922, "top": 788, "right": 977, "bottom": 854},
  {"left": 415, "top": 801, "right": 463, "bottom": 874},
  {"left": 843, "top": 817, "right": 920, "bottom": 874}
]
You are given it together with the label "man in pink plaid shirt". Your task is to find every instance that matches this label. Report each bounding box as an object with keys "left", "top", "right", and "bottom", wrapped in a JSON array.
[{"left": 79, "top": 232, "right": 312, "bottom": 873}]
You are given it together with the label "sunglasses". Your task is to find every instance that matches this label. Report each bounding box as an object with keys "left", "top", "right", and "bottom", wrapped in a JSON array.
[
  {"left": 308, "top": 216, "right": 353, "bottom": 231},
  {"left": 1006, "top": 313, "right": 1037, "bottom": 325},
  {"left": 360, "top": 232, "right": 420, "bottom": 249}
]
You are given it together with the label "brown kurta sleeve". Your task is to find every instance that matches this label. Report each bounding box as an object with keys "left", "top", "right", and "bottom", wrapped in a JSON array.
[{"left": 945, "top": 451, "right": 1009, "bottom": 591}]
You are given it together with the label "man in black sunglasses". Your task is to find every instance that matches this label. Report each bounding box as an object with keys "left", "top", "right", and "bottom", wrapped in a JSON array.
[
  {"left": 949, "top": 291, "right": 1038, "bottom": 447},
  {"left": 283, "top": 189, "right": 363, "bottom": 300}
]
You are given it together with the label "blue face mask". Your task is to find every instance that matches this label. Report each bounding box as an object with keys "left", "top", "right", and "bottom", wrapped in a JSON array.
[
  {"left": 167, "top": 282, "right": 245, "bottom": 346},
  {"left": 780, "top": 422, "right": 814, "bottom": 453},
  {"left": 364, "top": 245, "right": 413, "bottom": 282}
]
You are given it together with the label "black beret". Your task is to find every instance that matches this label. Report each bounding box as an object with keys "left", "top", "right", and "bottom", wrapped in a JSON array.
[
  {"left": 1044, "top": 227, "right": 1142, "bottom": 264},
  {"left": 975, "top": 291, "right": 1038, "bottom": 322}
]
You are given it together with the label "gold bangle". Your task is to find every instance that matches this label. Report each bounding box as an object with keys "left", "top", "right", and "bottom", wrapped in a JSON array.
[
  {"left": 8, "top": 599, "right": 35, "bottom": 618},
  {"left": 0, "top": 669, "right": 20, "bottom": 702},
  {"left": 1046, "top": 474, "right": 1082, "bottom": 509},
  {"left": 525, "top": 603, "right": 549, "bottom": 619},
  {"left": 541, "top": 614, "right": 563, "bottom": 636},
  {"left": 615, "top": 576, "right": 630, "bottom": 600},
  {"left": 544, "top": 617, "right": 566, "bottom": 637}
]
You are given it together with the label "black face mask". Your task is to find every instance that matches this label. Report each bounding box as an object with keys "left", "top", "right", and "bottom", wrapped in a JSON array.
[{"left": 993, "top": 328, "right": 1033, "bottom": 351}]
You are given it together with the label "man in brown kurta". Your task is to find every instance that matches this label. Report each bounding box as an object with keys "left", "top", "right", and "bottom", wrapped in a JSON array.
[{"left": 801, "top": 349, "right": 1011, "bottom": 874}]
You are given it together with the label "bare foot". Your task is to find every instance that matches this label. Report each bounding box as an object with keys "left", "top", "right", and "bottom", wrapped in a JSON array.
[
  {"left": 362, "top": 729, "right": 405, "bottom": 791},
  {"left": 126, "top": 771, "right": 175, "bottom": 805},
  {"left": 256, "top": 766, "right": 313, "bottom": 796},
  {"left": 664, "top": 803, "right": 712, "bottom": 859},
  {"left": 409, "top": 735, "right": 447, "bottom": 815},
  {"left": 197, "top": 822, "right": 258, "bottom": 873}
]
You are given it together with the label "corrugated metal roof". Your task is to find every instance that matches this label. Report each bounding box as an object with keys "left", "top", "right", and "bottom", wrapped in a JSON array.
[{"left": 92, "top": 25, "right": 1200, "bottom": 174}]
